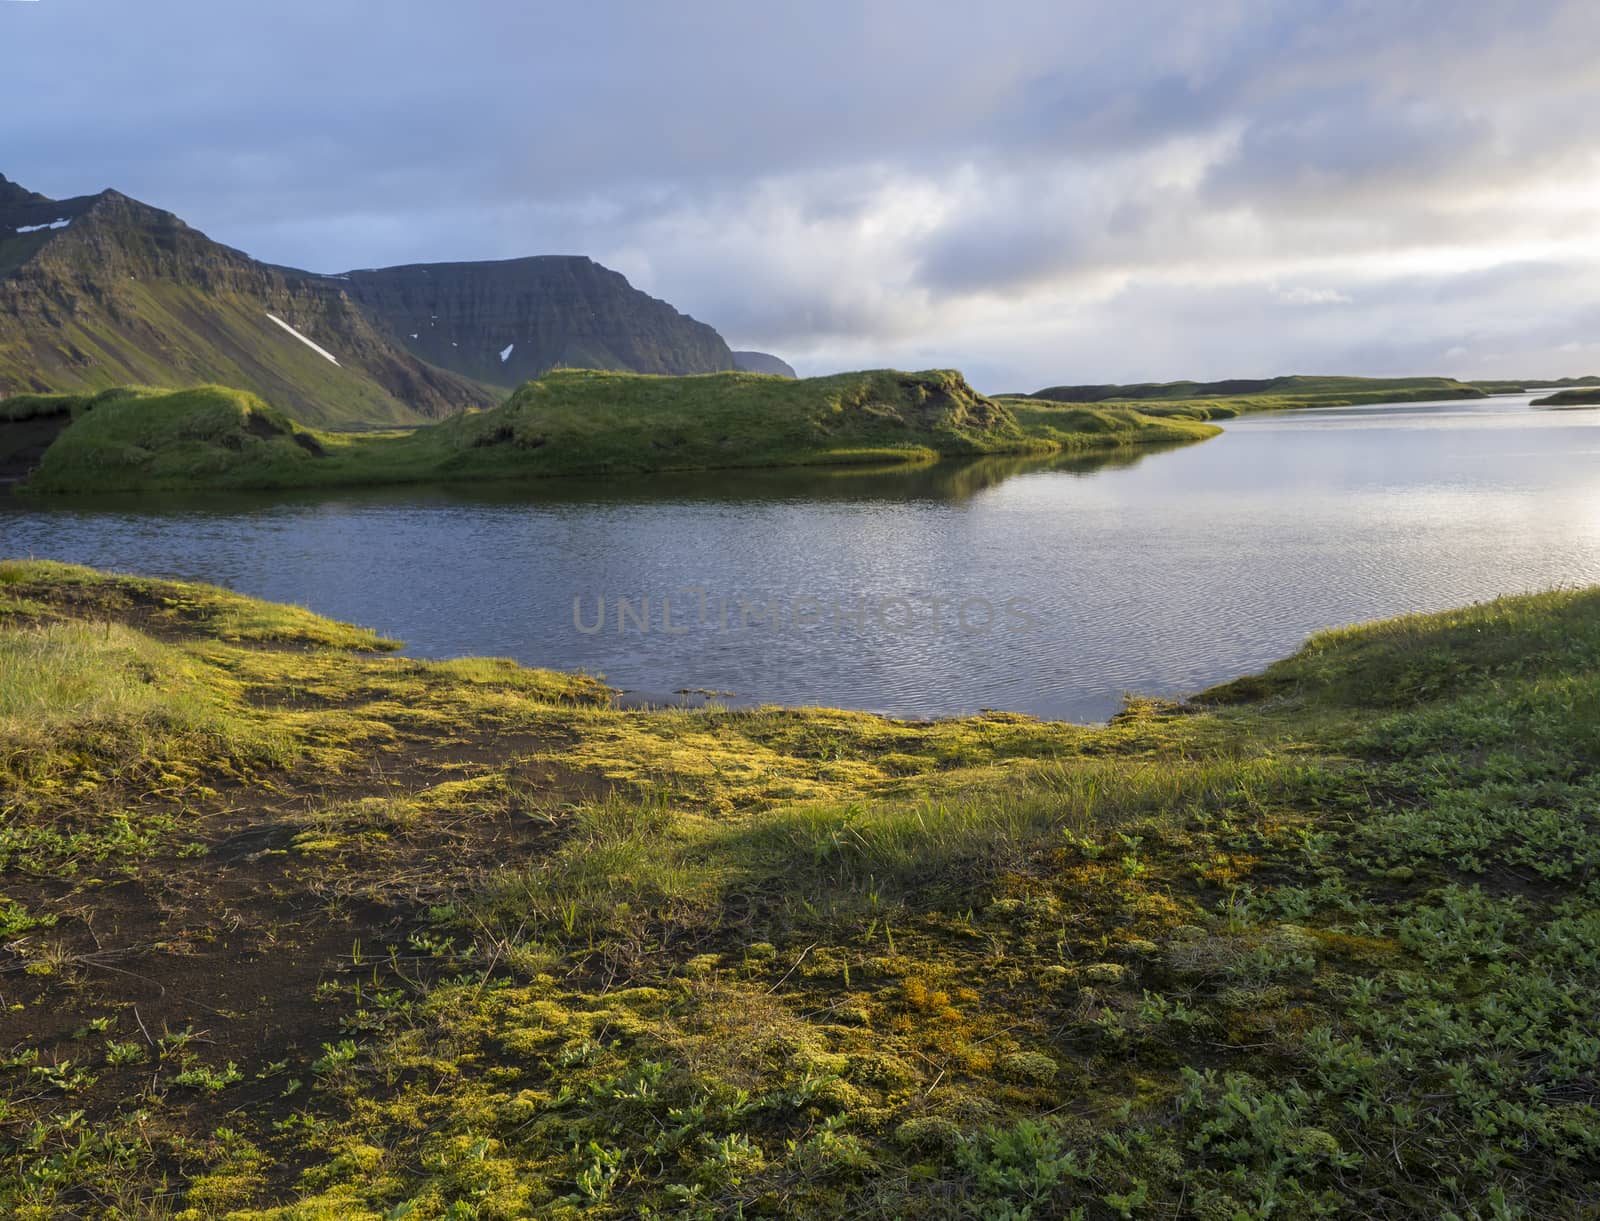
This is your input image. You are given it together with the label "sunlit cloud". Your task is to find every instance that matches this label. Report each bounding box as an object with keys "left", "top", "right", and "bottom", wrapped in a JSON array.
[{"left": 3, "top": 0, "right": 1597, "bottom": 389}]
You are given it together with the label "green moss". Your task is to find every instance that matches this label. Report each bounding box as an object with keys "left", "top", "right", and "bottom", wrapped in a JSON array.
[
  {"left": 2, "top": 568, "right": 1598, "bottom": 1216},
  {"left": 0, "top": 392, "right": 82, "bottom": 423},
  {"left": 24, "top": 384, "right": 331, "bottom": 491},
  {"left": 1000, "top": 1051, "right": 1060, "bottom": 1084}
]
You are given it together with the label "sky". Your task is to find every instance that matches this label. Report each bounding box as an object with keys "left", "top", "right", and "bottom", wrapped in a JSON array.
[{"left": 3, "top": 0, "right": 1599, "bottom": 391}]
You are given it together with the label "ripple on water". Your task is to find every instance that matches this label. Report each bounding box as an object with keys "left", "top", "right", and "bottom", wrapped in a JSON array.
[{"left": 4, "top": 395, "right": 1599, "bottom": 720}]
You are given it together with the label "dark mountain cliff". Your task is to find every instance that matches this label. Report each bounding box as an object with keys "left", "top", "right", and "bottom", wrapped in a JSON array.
[
  {"left": 732, "top": 350, "right": 796, "bottom": 378},
  {"left": 339, "top": 257, "right": 736, "bottom": 387}
]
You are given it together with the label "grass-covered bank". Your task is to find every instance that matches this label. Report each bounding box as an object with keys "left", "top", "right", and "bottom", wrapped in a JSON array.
[
  {"left": 11, "top": 369, "right": 1220, "bottom": 494},
  {"left": 1016, "top": 375, "right": 1486, "bottom": 411},
  {"left": 996, "top": 374, "right": 1497, "bottom": 424},
  {"left": 1001, "top": 388, "right": 1478, "bottom": 423},
  {"left": 3, "top": 561, "right": 1599, "bottom": 1216},
  {"left": 1532, "top": 387, "right": 1600, "bottom": 407}
]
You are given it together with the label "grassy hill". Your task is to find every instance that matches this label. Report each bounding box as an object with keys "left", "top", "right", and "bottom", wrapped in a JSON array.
[
  {"left": 1, "top": 563, "right": 1596, "bottom": 1215},
  {"left": 22, "top": 385, "right": 333, "bottom": 490},
  {"left": 17, "top": 369, "right": 1222, "bottom": 493},
  {"left": 1025, "top": 374, "right": 1486, "bottom": 407},
  {"left": 1531, "top": 387, "right": 1600, "bottom": 407},
  {"left": 438, "top": 368, "right": 1034, "bottom": 473},
  {"left": 1473, "top": 376, "right": 1600, "bottom": 395}
]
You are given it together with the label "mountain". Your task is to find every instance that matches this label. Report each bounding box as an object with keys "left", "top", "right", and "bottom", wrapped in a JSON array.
[
  {"left": 338, "top": 257, "right": 735, "bottom": 388},
  {"left": 731, "top": 350, "right": 796, "bottom": 378},
  {"left": 0, "top": 175, "right": 493, "bottom": 427},
  {"left": 1, "top": 174, "right": 747, "bottom": 427}
]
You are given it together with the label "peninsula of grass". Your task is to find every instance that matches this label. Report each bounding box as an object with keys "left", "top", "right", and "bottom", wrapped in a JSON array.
[
  {"left": 1474, "top": 376, "right": 1600, "bottom": 396},
  {"left": 1019, "top": 374, "right": 1486, "bottom": 410},
  {"left": 13, "top": 369, "right": 1221, "bottom": 493},
  {"left": 3, "top": 559, "right": 1598, "bottom": 1216},
  {"left": 1531, "top": 387, "right": 1600, "bottom": 407}
]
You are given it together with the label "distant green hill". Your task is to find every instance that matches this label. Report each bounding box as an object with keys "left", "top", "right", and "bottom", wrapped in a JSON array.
[
  {"left": 1472, "top": 376, "right": 1600, "bottom": 395},
  {"left": 427, "top": 368, "right": 1036, "bottom": 477},
  {"left": 19, "top": 369, "right": 1220, "bottom": 493},
  {"left": 1027, "top": 374, "right": 1486, "bottom": 405},
  {"left": 1531, "top": 387, "right": 1600, "bottom": 407}
]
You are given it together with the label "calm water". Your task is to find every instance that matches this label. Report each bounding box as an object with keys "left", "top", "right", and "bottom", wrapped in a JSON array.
[{"left": 4, "top": 393, "right": 1599, "bottom": 721}]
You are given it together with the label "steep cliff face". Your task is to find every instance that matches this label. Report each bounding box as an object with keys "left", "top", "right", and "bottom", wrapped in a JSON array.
[
  {"left": 732, "top": 350, "right": 797, "bottom": 378},
  {"left": 341, "top": 257, "right": 736, "bottom": 387},
  {"left": 0, "top": 177, "right": 495, "bottom": 426}
]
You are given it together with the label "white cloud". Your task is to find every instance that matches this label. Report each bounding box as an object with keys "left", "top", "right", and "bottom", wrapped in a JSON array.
[
  {"left": 5, "top": 0, "right": 1600, "bottom": 388},
  {"left": 1274, "top": 286, "right": 1354, "bottom": 306}
]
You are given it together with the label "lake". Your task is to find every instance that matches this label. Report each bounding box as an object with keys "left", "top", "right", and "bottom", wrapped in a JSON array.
[{"left": 4, "top": 392, "right": 1599, "bottom": 721}]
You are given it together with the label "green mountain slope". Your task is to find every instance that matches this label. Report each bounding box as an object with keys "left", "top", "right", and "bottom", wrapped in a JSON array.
[
  {"left": 0, "top": 175, "right": 491, "bottom": 427},
  {"left": 2, "top": 172, "right": 764, "bottom": 422}
]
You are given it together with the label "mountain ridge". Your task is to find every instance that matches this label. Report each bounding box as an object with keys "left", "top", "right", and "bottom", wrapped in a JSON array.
[
  {"left": 0, "top": 179, "right": 493, "bottom": 425},
  {"left": 338, "top": 256, "right": 736, "bottom": 388},
  {"left": 0, "top": 174, "right": 774, "bottom": 426},
  {"left": 732, "top": 350, "right": 797, "bottom": 378}
]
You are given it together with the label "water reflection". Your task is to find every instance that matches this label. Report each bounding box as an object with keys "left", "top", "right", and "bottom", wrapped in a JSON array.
[
  {"left": 3, "top": 396, "right": 1598, "bottom": 721},
  {"left": 1, "top": 440, "right": 1193, "bottom": 515}
]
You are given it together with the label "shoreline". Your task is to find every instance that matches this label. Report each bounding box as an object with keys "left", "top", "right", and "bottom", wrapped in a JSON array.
[
  {"left": 7, "top": 371, "right": 1526, "bottom": 498},
  {"left": 3, "top": 560, "right": 1597, "bottom": 1214},
  {"left": 4, "top": 370, "right": 1219, "bottom": 495}
]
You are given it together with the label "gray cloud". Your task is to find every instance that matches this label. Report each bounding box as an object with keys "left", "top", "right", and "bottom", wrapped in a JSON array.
[{"left": 2, "top": 0, "right": 1598, "bottom": 389}]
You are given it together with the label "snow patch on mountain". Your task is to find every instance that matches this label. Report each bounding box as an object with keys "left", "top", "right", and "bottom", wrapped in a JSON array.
[{"left": 265, "top": 313, "right": 341, "bottom": 366}]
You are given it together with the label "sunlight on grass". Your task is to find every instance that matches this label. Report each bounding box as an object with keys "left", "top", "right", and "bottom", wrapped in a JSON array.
[
  {"left": 3, "top": 567, "right": 1599, "bottom": 1217},
  {"left": 19, "top": 368, "right": 1222, "bottom": 492}
]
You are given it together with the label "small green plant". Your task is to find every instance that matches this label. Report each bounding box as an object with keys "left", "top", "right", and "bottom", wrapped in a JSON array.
[
  {"left": 958, "top": 1117, "right": 1091, "bottom": 1219},
  {"left": 311, "top": 1040, "right": 360, "bottom": 1075},
  {"left": 170, "top": 1061, "right": 243, "bottom": 1092},
  {"left": 104, "top": 1041, "right": 146, "bottom": 1066}
]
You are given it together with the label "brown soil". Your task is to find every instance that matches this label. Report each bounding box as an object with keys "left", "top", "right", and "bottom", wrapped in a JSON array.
[{"left": 0, "top": 589, "right": 613, "bottom": 1197}]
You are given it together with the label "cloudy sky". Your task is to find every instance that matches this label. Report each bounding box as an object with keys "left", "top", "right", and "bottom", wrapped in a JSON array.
[{"left": 4, "top": 0, "right": 1598, "bottom": 390}]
